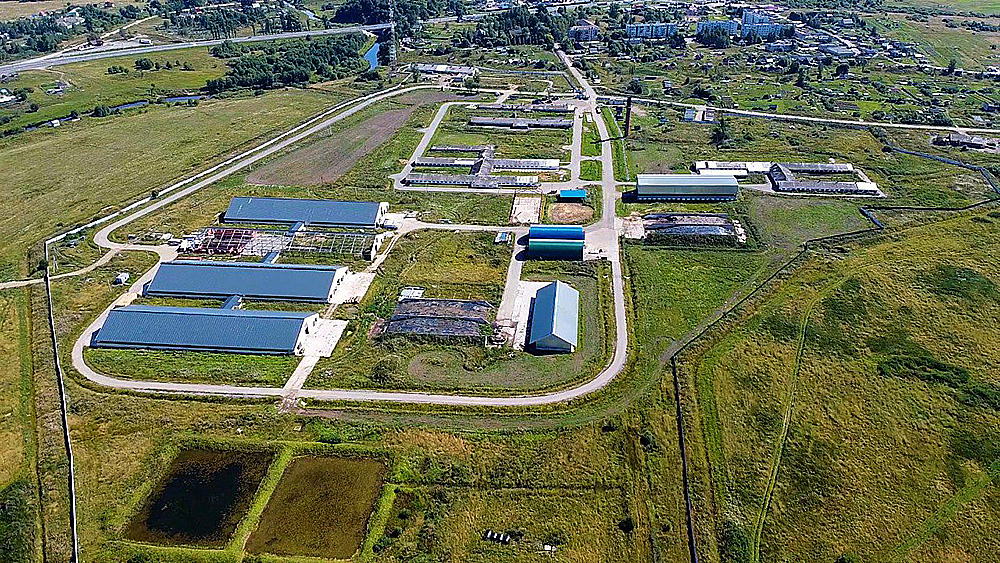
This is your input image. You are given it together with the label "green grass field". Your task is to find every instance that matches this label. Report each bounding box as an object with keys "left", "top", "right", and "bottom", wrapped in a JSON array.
[
  {"left": 679, "top": 209, "right": 1000, "bottom": 563},
  {"left": 1, "top": 47, "right": 226, "bottom": 131},
  {"left": 0, "top": 88, "right": 347, "bottom": 280},
  {"left": 430, "top": 104, "right": 572, "bottom": 160}
]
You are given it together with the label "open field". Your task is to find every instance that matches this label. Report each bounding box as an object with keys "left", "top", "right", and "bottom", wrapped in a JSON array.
[
  {"left": 430, "top": 104, "right": 573, "bottom": 160},
  {"left": 0, "top": 88, "right": 345, "bottom": 279},
  {"left": 679, "top": 209, "right": 1000, "bottom": 563},
  {"left": 84, "top": 348, "right": 298, "bottom": 387},
  {"left": 247, "top": 91, "right": 463, "bottom": 186},
  {"left": 1, "top": 47, "right": 226, "bottom": 131},
  {"left": 873, "top": 15, "right": 1000, "bottom": 67}
]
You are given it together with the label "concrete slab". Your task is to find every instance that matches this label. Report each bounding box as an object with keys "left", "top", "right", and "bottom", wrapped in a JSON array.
[
  {"left": 510, "top": 281, "right": 550, "bottom": 350},
  {"left": 510, "top": 196, "right": 542, "bottom": 224},
  {"left": 332, "top": 271, "right": 376, "bottom": 304},
  {"left": 299, "top": 319, "right": 348, "bottom": 357}
]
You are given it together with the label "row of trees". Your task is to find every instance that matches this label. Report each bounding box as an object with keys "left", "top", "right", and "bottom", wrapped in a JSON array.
[
  {"left": 471, "top": 6, "right": 576, "bottom": 48},
  {"left": 204, "top": 35, "right": 367, "bottom": 93},
  {"left": 163, "top": 7, "right": 303, "bottom": 39},
  {"left": 332, "top": 0, "right": 464, "bottom": 37}
]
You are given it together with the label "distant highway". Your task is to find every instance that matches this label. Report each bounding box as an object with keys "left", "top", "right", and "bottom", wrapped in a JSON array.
[{"left": 0, "top": 23, "right": 392, "bottom": 75}]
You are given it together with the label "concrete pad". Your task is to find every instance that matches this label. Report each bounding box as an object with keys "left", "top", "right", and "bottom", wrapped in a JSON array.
[
  {"left": 510, "top": 281, "right": 550, "bottom": 350},
  {"left": 510, "top": 196, "right": 542, "bottom": 224},
  {"left": 299, "top": 319, "right": 348, "bottom": 357},
  {"left": 332, "top": 272, "right": 376, "bottom": 304}
]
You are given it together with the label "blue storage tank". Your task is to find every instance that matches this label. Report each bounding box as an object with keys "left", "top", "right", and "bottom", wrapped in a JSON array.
[{"left": 528, "top": 225, "right": 585, "bottom": 241}]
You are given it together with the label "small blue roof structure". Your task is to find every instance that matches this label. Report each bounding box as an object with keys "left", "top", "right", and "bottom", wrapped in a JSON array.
[
  {"left": 91, "top": 305, "right": 316, "bottom": 354},
  {"left": 559, "top": 189, "right": 588, "bottom": 200},
  {"left": 144, "top": 260, "right": 346, "bottom": 302},
  {"left": 223, "top": 197, "right": 386, "bottom": 228},
  {"left": 528, "top": 281, "right": 580, "bottom": 352}
]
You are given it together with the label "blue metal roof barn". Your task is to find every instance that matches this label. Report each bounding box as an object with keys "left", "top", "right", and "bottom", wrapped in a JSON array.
[
  {"left": 528, "top": 224, "right": 585, "bottom": 240},
  {"left": 223, "top": 197, "right": 388, "bottom": 228},
  {"left": 144, "top": 260, "right": 348, "bottom": 303},
  {"left": 527, "top": 224, "right": 585, "bottom": 259},
  {"left": 528, "top": 281, "right": 580, "bottom": 352},
  {"left": 90, "top": 306, "right": 317, "bottom": 354}
]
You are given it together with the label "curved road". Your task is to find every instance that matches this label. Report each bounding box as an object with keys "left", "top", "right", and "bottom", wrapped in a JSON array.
[{"left": 67, "top": 71, "right": 632, "bottom": 407}]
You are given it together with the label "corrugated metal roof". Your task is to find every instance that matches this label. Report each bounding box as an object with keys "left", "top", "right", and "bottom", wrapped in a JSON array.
[
  {"left": 91, "top": 306, "right": 315, "bottom": 354},
  {"left": 224, "top": 197, "right": 383, "bottom": 227},
  {"left": 528, "top": 225, "right": 585, "bottom": 240},
  {"left": 636, "top": 174, "right": 739, "bottom": 197},
  {"left": 559, "top": 189, "right": 588, "bottom": 199},
  {"left": 145, "top": 260, "right": 345, "bottom": 302},
  {"left": 529, "top": 281, "right": 580, "bottom": 350}
]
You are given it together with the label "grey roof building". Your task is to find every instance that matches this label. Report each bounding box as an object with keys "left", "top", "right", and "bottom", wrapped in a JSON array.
[
  {"left": 90, "top": 305, "right": 318, "bottom": 355},
  {"left": 144, "top": 260, "right": 348, "bottom": 303},
  {"left": 635, "top": 174, "right": 739, "bottom": 201},
  {"left": 528, "top": 281, "right": 579, "bottom": 352},
  {"left": 223, "top": 197, "right": 388, "bottom": 228}
]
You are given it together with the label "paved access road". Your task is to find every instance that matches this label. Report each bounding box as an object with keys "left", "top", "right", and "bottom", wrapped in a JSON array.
[{"left": 0, "top": 24, "right": 391, "bottom": 75}]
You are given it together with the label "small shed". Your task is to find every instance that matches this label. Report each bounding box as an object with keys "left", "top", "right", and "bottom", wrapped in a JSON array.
[{"left": 558, "top": 189, "right": 588, "bottom": 202}]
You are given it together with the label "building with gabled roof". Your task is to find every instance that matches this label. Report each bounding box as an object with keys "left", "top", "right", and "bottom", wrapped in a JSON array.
[
  {"left": 90, "top": 306, "right": 318, "bottom": 355},
  {"left": 528, "top": 281, "right": 579, "bottom": 353},
  {"left": 223, "top": 197, "right": 388, "bottom": 229},
  {"left": 144, "top": 260, "right": 348, "bottom": 303}
]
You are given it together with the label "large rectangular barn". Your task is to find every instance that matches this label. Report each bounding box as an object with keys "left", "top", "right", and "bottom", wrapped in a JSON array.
[
  {"left": 90, "top": 306, "right": 318, "bottom": 355},
  {"left": 635, "top": 174, "right": 739, "bottom": 202},
  {"left": 528, "top": 281, "right": 579, "bottom": 352},
  {"left": 144, "top": 260, "right": 348, "bottom": 303},
  {"left": 223, "top": 197, "right": 389, "bottom": 229}
]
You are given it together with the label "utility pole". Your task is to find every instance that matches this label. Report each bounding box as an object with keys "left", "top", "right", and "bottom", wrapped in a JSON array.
[{"left": 624, "top": 96, "right": 633, "bottom": 138}]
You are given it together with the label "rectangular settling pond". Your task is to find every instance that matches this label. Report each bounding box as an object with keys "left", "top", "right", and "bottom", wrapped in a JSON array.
[
  {"left": 247, "top": 456, "right": 387, "bottom": 559},
  {"left": 126, "top": 449, "right": 273, "bottom": 547}
]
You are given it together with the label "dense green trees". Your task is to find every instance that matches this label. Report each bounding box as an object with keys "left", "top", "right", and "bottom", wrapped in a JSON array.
[
  {"left": 472, "top": 6, "right": 575, "bottom": 48},
  {"left": 205, "top": 35, "right": 367, "bottom": 93},
  {"left": 333, "top": 0, "right": 463, "bottom": 37}
]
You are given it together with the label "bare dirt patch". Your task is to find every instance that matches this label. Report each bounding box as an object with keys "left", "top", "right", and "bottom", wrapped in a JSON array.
[
  {"left": 547, "top": 202, "right": 593, "bottom": 223},
  {"left": 247, "top": 109, "right": 412, "bottom": 186}
]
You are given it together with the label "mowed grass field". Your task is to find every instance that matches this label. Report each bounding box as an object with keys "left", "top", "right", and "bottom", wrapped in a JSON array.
[
  {"left": 430, "top": 104, "right": 573, "bottom": 160},
  {"left": 1, "top": 47, "right": 226, "bottom": 131},
  {"left": 0, "top": 87, "right": 342, "bottom": 279},
  {"left": 872, "top": 15, "right": 1000, "bottom": 67},
  {"left": 679, "top": 209, "right": 1000, "bottom": 563}
]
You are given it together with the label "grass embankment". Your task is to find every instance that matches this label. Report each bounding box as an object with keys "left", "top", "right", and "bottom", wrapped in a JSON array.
[{"left": 680, "top": 210, "right": 1000, "bottom": 563}]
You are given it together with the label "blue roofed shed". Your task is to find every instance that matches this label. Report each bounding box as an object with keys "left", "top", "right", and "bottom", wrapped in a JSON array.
[
  {"left": 91, "top": 305, "right": 317, "bottom": 355},
  {"left": 558, "top": 189, "right": 588, "bottom": 201},
  {"left": 223, "top": 197, "right": 388, "bottom": 228},
  {"left": 144, "top": 260, "right": 348, "bottom": 303},
  {"left": 528, "top": 281, "right": 580, "bottom": 352}
]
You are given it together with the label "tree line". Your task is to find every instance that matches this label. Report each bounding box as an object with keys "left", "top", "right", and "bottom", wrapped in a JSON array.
[{"left": 204, "top": 35, "right": 367, "bottom": 93}]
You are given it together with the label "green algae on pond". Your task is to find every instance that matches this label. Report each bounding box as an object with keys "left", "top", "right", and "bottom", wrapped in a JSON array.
[
  {"left": 247, "top": 456, "right": 387, "bottom": 559},
  {"left": 126, "top": 449, "right": 273, "bottom": 547}
]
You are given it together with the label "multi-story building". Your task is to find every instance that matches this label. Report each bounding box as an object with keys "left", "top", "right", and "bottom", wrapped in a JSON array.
[
  {"left": 741, "top": 10, "right": 771, "bottom": 26},
  {"left": 741, "top": 22, "right": 792, "bottom": 40},
  {"left": 568, "top": 19, "right": 600, "bottom": 41},
  {"left": 696, "top": 19, "right": 738, "bottom": 36}
]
